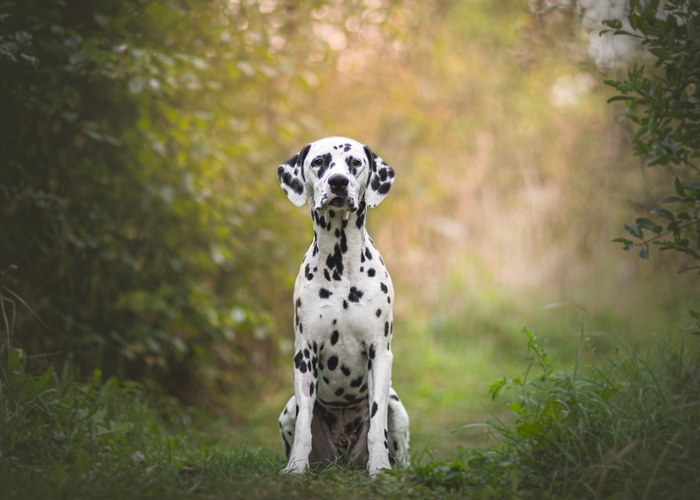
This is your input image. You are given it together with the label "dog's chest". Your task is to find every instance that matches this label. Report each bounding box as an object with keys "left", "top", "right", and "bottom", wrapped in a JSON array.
[{"left": 294, "top": 237, "right": 394, "bottom": 406}]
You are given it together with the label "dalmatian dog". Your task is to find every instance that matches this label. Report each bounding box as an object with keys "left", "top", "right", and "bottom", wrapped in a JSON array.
[{"left": 276, "top": 137, "right": 410, "bottom": 476}]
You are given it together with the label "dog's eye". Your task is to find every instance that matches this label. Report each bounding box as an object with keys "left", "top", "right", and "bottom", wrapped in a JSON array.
[
  {"left": 312, "top": 158, "right": 324, "bottom": 167},
  {"left": 352, "top": 159, "right": 362, "bottom": 167}
]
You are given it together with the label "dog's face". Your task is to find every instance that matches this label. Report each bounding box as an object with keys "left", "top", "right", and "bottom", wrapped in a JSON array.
[{"left": 277, "top": 137, "right": 395, "bottom": 210}]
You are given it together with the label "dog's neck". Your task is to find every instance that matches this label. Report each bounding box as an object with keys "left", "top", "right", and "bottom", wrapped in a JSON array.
[{"left": 309, "top": 201, "right": 368, "bottom": 273}]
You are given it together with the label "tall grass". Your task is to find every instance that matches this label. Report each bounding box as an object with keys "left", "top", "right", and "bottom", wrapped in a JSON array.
[{"left": 413, "top": 324, "right": 700, "bottom": 499}]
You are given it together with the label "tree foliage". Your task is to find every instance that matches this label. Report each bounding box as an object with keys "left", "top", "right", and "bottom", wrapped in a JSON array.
[
  {"left": 604, "top": 1, "right": 700, "bottom": 268},
  {"left": 603, "top": 0, "right": 700, "bottom": 333}
]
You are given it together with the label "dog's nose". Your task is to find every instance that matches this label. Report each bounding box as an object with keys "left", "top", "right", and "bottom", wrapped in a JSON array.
[{"left": 328, "top": 174, "right": 349, "bottom": 194}]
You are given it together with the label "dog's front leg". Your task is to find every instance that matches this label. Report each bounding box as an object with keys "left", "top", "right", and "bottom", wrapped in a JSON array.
[
  {"left": 282, "top": 339, "right": 319, "bottom": 474},
  {"left": 367, "top": 343, "right": 393, "bottom": 476}
]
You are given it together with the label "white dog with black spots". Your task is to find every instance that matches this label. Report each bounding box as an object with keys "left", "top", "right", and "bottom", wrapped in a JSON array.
[{"left": 276, "top": 137, "right": 410, "bottom": 476}]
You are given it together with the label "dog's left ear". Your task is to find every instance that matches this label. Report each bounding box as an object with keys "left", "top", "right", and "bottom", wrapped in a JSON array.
[
  {"left": 277, "top": 144, "right": 311, "bottom": 207},
  {"left": 363, "top": 145, "right": 396, "bottom": 208}
]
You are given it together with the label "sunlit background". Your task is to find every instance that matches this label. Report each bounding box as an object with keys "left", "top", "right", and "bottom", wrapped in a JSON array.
[{"left": 3, "top": 0, "right": 698, "bottom": 460}]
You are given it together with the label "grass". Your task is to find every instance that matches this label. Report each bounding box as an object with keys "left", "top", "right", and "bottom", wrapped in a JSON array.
[{"left": 2, "top": 318, "right": 700, "bottom": 499}]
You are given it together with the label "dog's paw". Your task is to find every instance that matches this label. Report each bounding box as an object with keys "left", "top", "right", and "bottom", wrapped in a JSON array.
[
  {"left": 281, "top": 459, "right": 307, "bottom": 474},
  {"left": 367, "top": 455, "right": 392, "bottom": 477}
]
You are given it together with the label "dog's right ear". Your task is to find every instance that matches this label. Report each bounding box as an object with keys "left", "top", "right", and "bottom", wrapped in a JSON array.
[{"left": 277, "top": 144, "right": 310, "bottom": 207}]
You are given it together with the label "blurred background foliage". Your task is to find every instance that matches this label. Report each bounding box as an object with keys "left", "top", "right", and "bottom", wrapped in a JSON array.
[{"left": 1, "top": 0, "right": 698, "bottom": 457}]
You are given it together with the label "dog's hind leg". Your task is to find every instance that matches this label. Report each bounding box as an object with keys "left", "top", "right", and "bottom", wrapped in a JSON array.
[
  {"left": 387, "top": 388, "right": 410, "bottom": 468},
  {"left": 279, "top": 395, "right": 296, "bottom": 459}
]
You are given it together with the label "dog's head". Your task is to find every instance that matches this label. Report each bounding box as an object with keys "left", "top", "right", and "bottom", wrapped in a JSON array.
[{"left": 276, "top": 137, "right": 395, "bottom": 211}]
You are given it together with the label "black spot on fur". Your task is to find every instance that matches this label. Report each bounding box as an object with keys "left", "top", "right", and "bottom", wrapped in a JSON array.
[
  {"left": 368, "top": 359, "right": 372, "bottom": 370},
  {"left": 371, "top": 402, "right": 378, "bottom": 418},
  {"left": 369, "top": 344, "right": 376, "bottom": 359},
  {"left": 394, "top": 440, "right": 398, "bottom": 451},
  {"left": 359, "top": 383, "right": 367, "bottom": 393},
  {"left": 380, "top": 282, "right": 388, "bottom": 293},
  {"left": 309, "top": 382, "right": 315, "bottom": 396},
  {"left": 329, "top": 210, "right": 336, "bottom": 218},
  {"left": 325, "top": 243, "right": 344, "bottom": 276},
  {"left": 343, "top": 300, "right": 348, "bottom": 309},
  {"left": 323, "top": 376, "right": 330, "bottom": 384},
  {"left": 367, "top": 268, "right": 376, "bottom": 277},
  {"left": 390, "top": 394, "right": 400, "bottom": 402},
  {"left": 376, "top": 308, "right": 382, "bottom": 318},
  {"left": 348, "top": 287, "right": 363, "bottom": 303},
  {"left": 350, "top": 374, "right": 363, "bottom": 388},
  {"left": 304, "top": 349, "right": 309, "bottom": 359},
  {"left": 330, "top": 330, "right": 339, "bottom": 345},
  {"left": 305, "top": 264, "right": 313, "bottom": 281},
  {"left": 333, "top": 270, "right": 341, "bottom": 281},
  {"left": 327, "top": 355, "right": 338, "bottom": 371},
  {"left": 300, "top": 361, "right": 307, "bottom": 373},
  {"left": 365, "top": 248, "right": 373, "bottom": 261},
  {"left": 319, "top": 288, "right": 332, "bottom": 299},
  {"left": 324, "top": 269, "right": 331, "bottom": 281},
  {"left": 296, "top": 298, "right": 302, "bottom": 308},
  {"left": 335, "top": 228, "right": 340, "bottom": 238},
  {"left": 341, "top": 365, "right": 351, "bottom": 376},
  {"left": 387, "top": 296, "right": 391, "bottom": 304},
  {"left": 294, "top": 351, "right": 303, "bottom": 369},
  {"left": 384, "top": 322, "right": 389, "bottom": 337},
  {"left": 335, "top": 388, "right": 345, "bottom": 397},
  {"left": 384, "top": 440, "right": 388, "bottom": 449}
]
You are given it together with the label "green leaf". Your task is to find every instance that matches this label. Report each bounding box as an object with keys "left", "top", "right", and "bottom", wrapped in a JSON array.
[
  {"left": 675, "top": 177, "right": 685, "bottom": 196},
  {"left": 631, "top": 125, "right": 648, "bottom": 142},
  {"left": 607, "top": 96, "right": 637, "bottom": 103},
  {"left": 634, "top": 218, "right": 658, "bottom": 231},
  {"left": 612, "top": 237, "right": 635, "bottom": 250},
  {"left": 516, "top": 422, "right": 543, "bottom": 439},
  {"left": 639, "top": 244, "right": 649, "bottom": 261},
  {"left": 602, "top": 19, "right": 623, "bottom": 30},
  {"left": 650, "top": 208, "right": 675, "bottom": 221}
]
